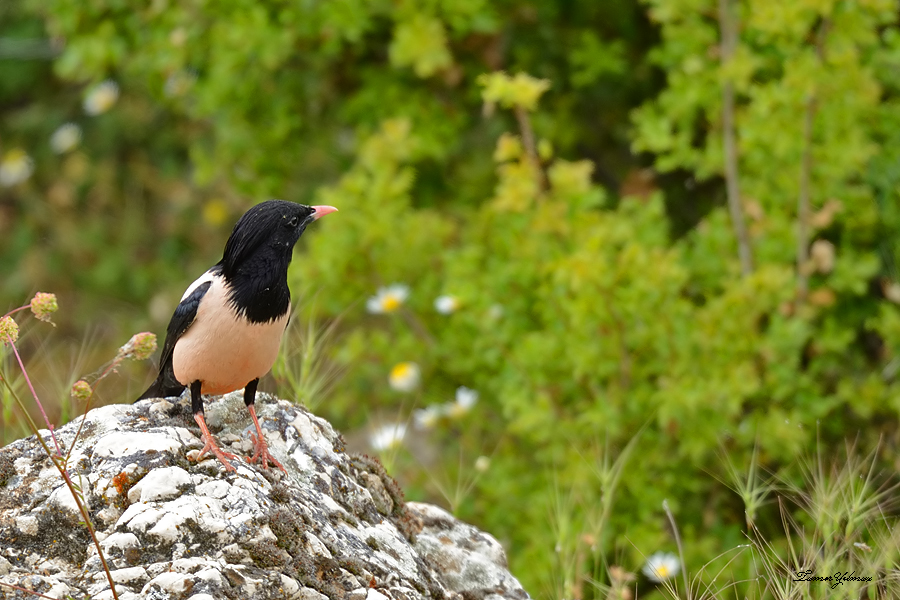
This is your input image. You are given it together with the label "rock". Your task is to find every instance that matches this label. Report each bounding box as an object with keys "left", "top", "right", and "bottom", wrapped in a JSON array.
[
  {"left": 0, "top": 392, "right": 529, "bottom": 599},
  {"left": 410, "top": 503, "right": 528, "bottom": 600},
  {"left": 127, "top": 465, "right": 192, "bottom": 503}
]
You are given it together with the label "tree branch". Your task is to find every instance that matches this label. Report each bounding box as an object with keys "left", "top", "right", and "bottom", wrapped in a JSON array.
[
  {"left": 514, "top": 105, "right": 547, "bottom": 193},
  {"left": 797, "top": 93, "right": 815, "bottom": 303},
  {"left": 798, "top": 20, "right": 829, "bottom": 303},
  {"left": 718, "top": 0, "right": 753, "bottom": 276}
]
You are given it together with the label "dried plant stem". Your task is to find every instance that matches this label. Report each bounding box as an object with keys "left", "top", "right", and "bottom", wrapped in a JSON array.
[
  {"left": 400, "top": 307, "right": 436, "bottom": 346},
  {"left": 5, "top": 330, "right": 63, "bottom": 455},
  {"left": 0, "top": 580, "right": 58, "bottom": 599},
  {"left": 1, "top": 336, "right": 120, "bottom": 600},
  {"left": 65, "top": 356, "right": 124, "bottom": 463},
  {"left": 718, "top": 0, "right": 753, "bottom": 276},
  {"left": 663, "top": 499, "right": 691, "bottom": 599}
]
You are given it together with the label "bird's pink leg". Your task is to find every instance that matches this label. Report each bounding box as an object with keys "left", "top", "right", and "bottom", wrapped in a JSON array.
[
  {"left": 193, "top": 413, "right": 238, "bottom": 472},
  {"left": 247, "top": 405, "right": 286, "bottom": 472}
]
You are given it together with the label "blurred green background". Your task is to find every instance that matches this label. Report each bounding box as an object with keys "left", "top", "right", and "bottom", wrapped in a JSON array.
[{"left": 2, "top": 0, "right": 900, "bottom": 597}]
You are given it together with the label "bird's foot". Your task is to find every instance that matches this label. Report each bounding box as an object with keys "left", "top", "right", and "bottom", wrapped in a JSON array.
[
  {"left": 246, "top": 404, "right": 287, "bottom": 472},
  {"left": 195, "top": 436, "right": 239, "bottom": 472},
  {"left": 248, "top": 431, "right": 286, "bottom": 472},
  {"left": 193, "top": 413, "right": 238, "bottom": 472}
]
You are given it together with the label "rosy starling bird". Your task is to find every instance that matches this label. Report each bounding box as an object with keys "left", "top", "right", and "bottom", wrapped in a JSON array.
[{"left": 138, "top": 200, "right": 337, "bottom": 471}]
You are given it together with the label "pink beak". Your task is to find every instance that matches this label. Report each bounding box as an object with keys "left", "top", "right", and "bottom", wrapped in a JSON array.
[{"left": 311, "top": 205, "right": 338, "bottom": 220}]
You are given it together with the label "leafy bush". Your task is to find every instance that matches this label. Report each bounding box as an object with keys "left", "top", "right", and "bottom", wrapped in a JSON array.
[
  {"left": 293, "top": 73, "right": 900, "bottom": 592},
  {"left": 2, "top": 0, "right": 900, "bottom": 596}
]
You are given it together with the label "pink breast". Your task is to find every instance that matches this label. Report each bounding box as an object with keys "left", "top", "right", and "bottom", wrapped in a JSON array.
[{"left": 172, "top": 280, "right": 289, "bottom": 394}]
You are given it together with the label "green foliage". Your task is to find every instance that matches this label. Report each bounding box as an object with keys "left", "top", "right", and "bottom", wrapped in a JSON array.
[
  {"left": 3, "top": 0, "right": 900, "bottom": 597},
  {"left": 293, "top": 91, "right": 900, "bottom": 591},
  {"left": 479, "top": 71, "right": 551, "bottom": 111},
  {"left": 390, "top": 14, "right": 454, "bottom": 78}
]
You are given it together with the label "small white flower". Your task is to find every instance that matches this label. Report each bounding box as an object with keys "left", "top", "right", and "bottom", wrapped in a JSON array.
[
  {"left": 83, "top": 80, "right": 120, "bottom": 115},
  {"left": 642, "top": 552, "right": 680, "bottom": 582},
  {"left": 369, "top": 422, "right": 407, "bottom": 451},
  {"left": 388, "top": 362, "right": 420, "bottom": 392},
  {"left": 456, "top": 386, "right": 478, "bottom": 409},
  {"left": 413, "top": 405, "right": 445, "bottom": 430},
  {"left": 0, "top": 149, "right": 34, "bottom": 187},
  {"left": 474, "top": 456, "right": 490, "bottom": 472},
  {"left": 50, "top": 123, "right": 82, "bottom": 154},
  {"left": 367, "top": 284, "right": 410, "bottom": 314},
  {"left": 434, "top": 295, "right": 459, "bottom": 314},
  {"left": 447, "top": 386, "right": 478, "bottom": 418}
]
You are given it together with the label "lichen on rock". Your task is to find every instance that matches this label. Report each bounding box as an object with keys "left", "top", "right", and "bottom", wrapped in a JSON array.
[{"left": 0, "top": 393, "right": 529, "bottom": 600}]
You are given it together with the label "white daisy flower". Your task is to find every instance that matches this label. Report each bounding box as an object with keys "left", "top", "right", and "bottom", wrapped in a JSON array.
[
  {"left": 389, "top": 362, "right": 421, "bottom": 392},
  {"left": 83, "top": 80, "right": 120, "bottom": 115},
  {"left": 50, "top": 123, "right": 82, "bottom": 154},
  {"left": 0, "top": 149, "right": 34, "bottom": 187},
  {"left": 367, "top": 284, "right": 410, "bottom": 314},
  {"left": 434, "top": 295, "right": 459, "bottom": 314},
  {"left": 369, "top": 423, "right": 407, "bottom": 451},
  {"left": 456, "top": 386, "right": 478, "bottom": 409},
  {"left": 642, "top": 552, "right": 680, "bottom": 582},
  {"left": 413, "top": 405, "right": 445, "bottom": 430},
  {"left": 447, "top": 386, "right": 478, "bottom": 418}
]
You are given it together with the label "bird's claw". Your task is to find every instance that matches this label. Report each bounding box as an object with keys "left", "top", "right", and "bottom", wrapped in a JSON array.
[
  {"left": 248, "top": 432, "right": 286, "bottom": 472},
  {"left": 194, "top": 435, "right": 239, "bottom": 472}
]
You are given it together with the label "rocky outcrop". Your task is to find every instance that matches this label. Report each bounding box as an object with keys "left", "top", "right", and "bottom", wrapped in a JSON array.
[{"left": 0, "top": 393, "right": 528, "bottom": 600}]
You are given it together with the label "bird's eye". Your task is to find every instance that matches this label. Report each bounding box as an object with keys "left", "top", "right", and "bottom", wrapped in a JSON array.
[{"left": 287, "top": 216, "right": 299, "bottom": 228}]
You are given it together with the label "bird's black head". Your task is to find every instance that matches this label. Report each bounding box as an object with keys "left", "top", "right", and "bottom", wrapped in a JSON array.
[{"left": 220, "top": 200, "right": 336, "bottom": 278}]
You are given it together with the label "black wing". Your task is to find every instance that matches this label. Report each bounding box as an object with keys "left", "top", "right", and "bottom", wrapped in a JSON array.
[{"left": 136, "top": 279, "right": 213, "bottom": 401}]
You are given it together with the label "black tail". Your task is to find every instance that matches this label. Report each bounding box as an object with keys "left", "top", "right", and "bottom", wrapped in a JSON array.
[{"left": 136, "top": 357, "right": 186, "bottom": 402}]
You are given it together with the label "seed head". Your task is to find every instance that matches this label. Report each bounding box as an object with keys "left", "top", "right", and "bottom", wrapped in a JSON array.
[
  {"left": 30, "top": 292, "right": 59, "bottom": 323},
  {"left": 70, "top": 380, "right": 93, "bottom": 403},
  {"left": 0, "top": 316, "right": 19, "bottom": 346},
  {"left": 118, "top": 332, "right": 158, "bottom": 361}
]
